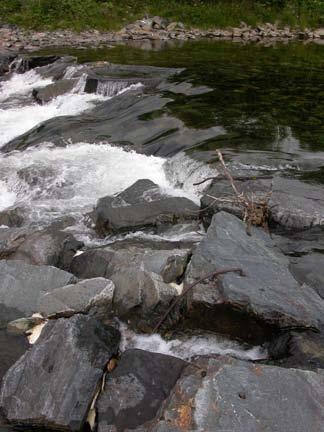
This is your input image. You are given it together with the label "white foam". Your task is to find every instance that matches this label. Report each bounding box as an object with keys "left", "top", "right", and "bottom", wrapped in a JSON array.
[
  {"left": 120, "top": 323, "right": 268, "bottom": 362},
  {"left": 0, "top": 142, "right": 197, "bottom": 227},
  {"left": 0, "top": 70, "right": 53, "bottom": 102},
  {"left": 0, "top": 92, "right": 106, "bottom": 147},
  {"left": 0, "top": 180, "right": 16, "bottom": 211}
]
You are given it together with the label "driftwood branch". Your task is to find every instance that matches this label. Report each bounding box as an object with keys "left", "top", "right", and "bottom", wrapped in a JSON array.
[{"left": 152, "top": 268, "right": 244, "bottom": 333}]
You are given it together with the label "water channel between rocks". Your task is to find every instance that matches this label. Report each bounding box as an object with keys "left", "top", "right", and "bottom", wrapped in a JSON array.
[{"left": 0, "top": 39, "right": 323, "bottom": 431}]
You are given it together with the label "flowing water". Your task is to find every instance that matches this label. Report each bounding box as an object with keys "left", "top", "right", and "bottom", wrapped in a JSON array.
[{"left": 0, "top": 40, "right": 324, "bottom": 428}]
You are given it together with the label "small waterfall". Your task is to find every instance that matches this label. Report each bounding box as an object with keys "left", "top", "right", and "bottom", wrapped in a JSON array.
[
  {"left": 9, "top": 56, "right": 29, "bottom": 74},
  {"left": 72, "top": 73, "right": 88, "bottom": 93},
  {"left": 96, "top": 80, "right": 135, "bottom": 97}
]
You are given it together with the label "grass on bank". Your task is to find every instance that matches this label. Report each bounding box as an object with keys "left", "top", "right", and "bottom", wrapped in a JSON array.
[{"left": 0, "top": 0, "right": 324, "bottom": 31}]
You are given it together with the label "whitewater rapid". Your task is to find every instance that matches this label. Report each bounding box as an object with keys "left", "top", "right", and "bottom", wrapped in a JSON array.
[{"left": 0, "top": 68, "right": 214, "bottom": 233}]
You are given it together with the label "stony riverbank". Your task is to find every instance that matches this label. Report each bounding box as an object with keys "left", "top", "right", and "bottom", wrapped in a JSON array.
[
  {"left": 0, "top": 53, "right": 324, "bottom": 431},
  {"left": 1, "top": 17, "right": 324, "bottom": 52}
]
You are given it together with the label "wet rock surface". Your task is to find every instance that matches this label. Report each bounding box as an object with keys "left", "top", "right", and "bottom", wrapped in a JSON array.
[
  {"left": 0, "top": 226, "right": 83, "bottom": 269},
  {"left": 201, "top": 175, "right": 324, "bottom": 231},
  {"left": 32, "top": 78, "right": 77, "bottom": 104},
  {"left": 92, "top": 179, "right": 199, "bottom": 236},
  {"left": 0, "top": 315, "right": 120, "bottom": 431},
  {"left": 145, "top": 355, "right": 324, "bottom": 432},
  {"left": 185, "top": 211, "right": 324, "bottom": 335},
  {"left": 0, "top": 260, "right": 75, "bottom": 327},
  {"left": 96, "top": 349, "right": 186, "bottom": 432}
]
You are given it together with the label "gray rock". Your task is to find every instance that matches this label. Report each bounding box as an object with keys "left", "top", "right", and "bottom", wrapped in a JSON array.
[
  {"left": 32, "top": 79, "right": 77, "bottom": 104},
  {"left": 201, "top": 176, "right": 324, "bottom": 231},
  {"left": 0, "top": 227, "right": 83, "bottom": 270},
  {"left": 0, "top": 260, "right": 75, "bottom": 327},
  {"left": 7, "top": 316, "right": 44, "bottom": 335},
  {"left": 290, "top": 253, "right": 324, "bottom": 299},
  {"left": 0, "top": 51, "right": 16, "bottom": 75},
  {"left": 92, "top": 179, "right": 199, "bottom": 236},
  {"left": 0, "top": 207, "right": 25, "bottom": 227},
  {"left": 38, "top": 277, "right": 115, "bottom": 318},
  {"left": 110, "top": 269, "right": 178, "bottom": 322},
  {"left": 97, "top": 349, "right": 186, "bottom": 432},
  {"left": 147, "top": 355, "right": 324, "bottom": 432},
  {"left": 70, "top": 243, "right": 189, "bottom": 283},
  {"left": 0, "top": 315, "right": 120, "bottom": 431},
  {"left": 185, "top": 212, "right": 324, "bottom": 336},
  {"left": 37, "top": 56, "right": 77, "bottom": 80}
]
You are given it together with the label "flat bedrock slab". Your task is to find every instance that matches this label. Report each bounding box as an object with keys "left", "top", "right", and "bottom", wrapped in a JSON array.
[{"left": 0, "top": 314, "right": 120, "bottom": 431}]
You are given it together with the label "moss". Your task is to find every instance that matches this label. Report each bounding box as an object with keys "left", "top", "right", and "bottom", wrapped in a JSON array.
[{"left": 0, "top": 0, "right": 324, "bottom": 31}]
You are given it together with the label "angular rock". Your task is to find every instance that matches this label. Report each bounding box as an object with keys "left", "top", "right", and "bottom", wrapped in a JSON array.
[
  {"left": 38, "top": 277, "right": 115, "bottom": 318},
  {"left": 32, "top": 79, "right": 76, "bottom": 104},
  {"left": 92, "top": 179, "right": 199, "bottom": 236},
  {"left": 0, "top": 260, "right": 75, "bottom": 327},
  {"left": 146, "top": 355, "right": 324, "bottom": 431},
  {"left": 110, "top": 269, "right": 178, "bottom": 324},
  {"left": 185, "top": 212, "right": 324, "bottom": 340},
  {"left": 97, "top": 349, "right": 186, "bottom": 432},
  {"left": 0, "top": 315, "right": 120, "bottom": 431},
  {"left": 201, "top": 176, "right": 324, "bottom": 231},
  {"left": 70, "top": 242, "right": 189, "bottom": 283},
  {"left": 0, "top": 227, "right": 83, "bottom": 270}
]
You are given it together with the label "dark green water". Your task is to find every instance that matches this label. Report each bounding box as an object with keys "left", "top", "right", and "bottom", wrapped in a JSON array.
[{"left": 36, "top": 40, "right": 324, "bottom": 180}]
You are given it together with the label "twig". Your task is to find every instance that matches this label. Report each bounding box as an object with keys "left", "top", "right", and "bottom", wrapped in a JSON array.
[
  {"left": 152, "top": 268, "right": 244, "bottom": 333},
  {"left": 193, "top": 174, "right": 273, "bottom": 186}
]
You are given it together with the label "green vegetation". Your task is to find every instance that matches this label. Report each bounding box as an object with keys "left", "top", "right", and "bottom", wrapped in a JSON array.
[{"left": 0, "top": 0, "right": 324, "bottom": 31}]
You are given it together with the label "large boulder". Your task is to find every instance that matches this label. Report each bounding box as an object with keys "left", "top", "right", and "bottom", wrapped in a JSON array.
[
  {"left": 32, "top": 79, "right": 77, "bottom": 104},
  {"left": 145, "top": 355, "right": 324, "bottom": 431},
  {"left": 70, "top": 242, "right": 189, "bottom": 283},
  {"left": 0, "top": 227, "right": 83, "bottom": 270},
  {"left": 201, "top": 176, "right": 324, "bottom": 231},
  {"left": 185, "top": 212, "right": 324, "bottom": 342},
  {"left": 0, "top": 260, "right": 75, "bottom": 327},
  {"left": 92, "top": 179, "right": 199, "bottom": 236},
  {"left": 96, "top": 349, "right": 186, "bottom": 432},
  {"left": 0, "top": 315, "right": 120, "bottom": 431},
  {"left": 38, "top": 277, "right": 115, "bottom": 319}
]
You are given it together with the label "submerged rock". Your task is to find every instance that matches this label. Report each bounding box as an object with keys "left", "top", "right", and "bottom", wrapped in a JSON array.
[
  {"left": 0, "top": 260, "right": 75, "bottom": 327},
  {"left": 201, "top": 176, "right": 324, "bottom": 231},
  {"left": 38, "top": 277, "right": 115, "bottom": 318},
  {"left": 145, "top": 355, "right": 324, "bottom": 431},
  {"left": 96, "top": 349, "right": 186, "bottom": 432},
  {"left": 0, "top": 314, "right": 120, "bottom": 431},
  {"left": 185, "top": 211, "right": 324, "bottom": 341},
  {"left": 92, "top": 179, "right": 199, "bottom": 236}
]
